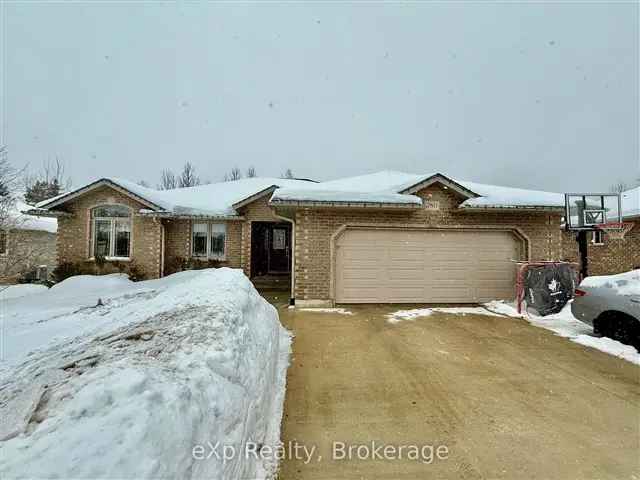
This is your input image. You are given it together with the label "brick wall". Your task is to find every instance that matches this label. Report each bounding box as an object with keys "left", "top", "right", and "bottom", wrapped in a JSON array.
[
  {"left": 292, "top": 184, "right": 563, "bottom": 301},
  {"left": 52, "top": 185, "right": 282, "bottom": 281},
  {"left": 162, "top": 218, "right": 242, "bottom": 274},
  {"left": 560, "top": 221, "right": 639, "bottom": 276},
  {"left": 237, "top": 195, "right": 290, "bottom": 278},
  {"left": 55, "top": 186, "right": 162, "bottom": 279},
  {"left": 0, "top": 229, "right": 57, "bottom": 283}
]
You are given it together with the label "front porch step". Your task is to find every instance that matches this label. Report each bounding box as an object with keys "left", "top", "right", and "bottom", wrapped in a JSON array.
[{"left": 251, "top": 275, "right": 291, "bottom": 290}]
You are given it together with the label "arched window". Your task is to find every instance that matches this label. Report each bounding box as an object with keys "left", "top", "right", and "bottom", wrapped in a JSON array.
[{"left": 91, "top": 205, "right": 131, "bottom": 259}]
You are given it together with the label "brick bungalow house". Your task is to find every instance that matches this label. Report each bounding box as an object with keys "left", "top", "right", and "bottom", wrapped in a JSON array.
[
  {"left": 1, "top": 199, "right": 57, "bottom": 283},
  {"left": 29, "top": 171, "right": 638, "bottom": 306}
]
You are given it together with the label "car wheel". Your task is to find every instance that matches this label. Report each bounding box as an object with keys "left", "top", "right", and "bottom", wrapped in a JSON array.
[{"left": 601, "top": 313, "right": 640, "bottom": 350}]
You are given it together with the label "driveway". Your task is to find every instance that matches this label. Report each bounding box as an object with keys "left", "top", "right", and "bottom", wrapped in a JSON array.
[{"left": 275, "top": 304, "right": 640, "bottom": 479}]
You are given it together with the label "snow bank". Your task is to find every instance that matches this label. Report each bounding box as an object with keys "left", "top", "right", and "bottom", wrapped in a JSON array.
[
  {"left": 581, "top": 269, "right": 640, "bottom": 296},
  {"left": 0, "top": 284, "right": 48, "bottom": 301},
  {"left": 0, "top": 269, "right": 291, "bottom": 479},
  {"left": 484, "top": 300, "right": 640, "bottom": 365}
]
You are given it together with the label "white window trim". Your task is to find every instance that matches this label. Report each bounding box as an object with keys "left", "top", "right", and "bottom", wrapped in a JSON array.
[
  {"left": 191, "top": 222, "right": 226, "bottom": 261},
  {"left": 91, "top": 205, "right": 132, "bottom": 260},
  {"left": 591, "top": 230, "right": 604, "bottom": 246}
]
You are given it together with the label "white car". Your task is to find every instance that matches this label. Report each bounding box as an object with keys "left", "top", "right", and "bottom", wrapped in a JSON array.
[{"left": 572, "top": 270, "right": 640, "bottom": 350}]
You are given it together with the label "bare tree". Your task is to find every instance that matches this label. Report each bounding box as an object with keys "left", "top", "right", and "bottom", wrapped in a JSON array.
[
  {"left": 246, "top": 166, "right": 257, "bottom": 178},
  {"left": 609, "top": 182, "right": 628, "bottom": 194},
  {"left": 158, "top": 169, "right": 178, "bottom": 190},
  {"left": 0, "top": 146, "right": 53, "bottom": 281},
  {"left": 0, "top": 146, "right": 20, "bottom": 230},
  {"left": 224, "top": 167, "right": 242, "bottom": 182},
  {"left": 137, "top": 180, "right": 150, "bottom": 188},
  {"left": 178, "top": 162, "right": 201, "bottom": 188},
  {"left": 23, "top": 157, "right": 72, "bottom": 205},
  {"left": 281, "top": 168, "right": 294, "bottom": 179}
]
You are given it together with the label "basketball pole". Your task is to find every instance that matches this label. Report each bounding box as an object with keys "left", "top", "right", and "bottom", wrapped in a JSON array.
[{"left": 577, "top": 230, "right": 588, "bottom": 278}]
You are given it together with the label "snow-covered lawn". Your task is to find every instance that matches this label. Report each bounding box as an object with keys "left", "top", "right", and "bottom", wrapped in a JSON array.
[
  {"left": 485, "top": 300, "right": 640, "bottom": 365},
  {"left": 0, "top": 269, "right": 291, "bottom": 479},
  {"left": 0, "top": 284, "right": 48, "bottom": 301}
]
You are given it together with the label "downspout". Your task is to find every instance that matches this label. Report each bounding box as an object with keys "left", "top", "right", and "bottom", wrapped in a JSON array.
[
  {"left": 274, "top": 212, "right": 295, "bottom": 305},
  {"left": 160, "top": 223, "right": 165, "bottom": 278},
  {"left": 153, "top": 217, "right": 165, "bottom": 278}
]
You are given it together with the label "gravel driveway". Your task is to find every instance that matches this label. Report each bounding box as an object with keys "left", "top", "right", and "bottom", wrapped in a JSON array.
[{"left": 276, "top": 304, "right": 640, "bottom": 479}]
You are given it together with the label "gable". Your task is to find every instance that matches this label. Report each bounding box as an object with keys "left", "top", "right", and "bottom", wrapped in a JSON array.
[
  {"left": 399, "top": 174, "right": 479, "bottom": 199},
  {"left": 38, "top": 179, "right": 163, "bottom": 212}
]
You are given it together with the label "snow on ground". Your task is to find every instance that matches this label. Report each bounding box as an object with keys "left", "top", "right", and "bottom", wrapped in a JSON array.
[
  {"left": 580, "top": 269, "right": 640, "bottom": 296},
  {"left": 485, "top": 300, "right": 640, "bottom": 365},
  {"left": 0, "top": 268, "right": 291, "bottom": 479},
  {"left": 297, "top": 308, "right": 354, "bottom": 315},
  {"left": 0, "top": 284, "right": 48, "bottom": 301},
  {"left": 386, "top": 306, "right": 502, "bottom": 324}
]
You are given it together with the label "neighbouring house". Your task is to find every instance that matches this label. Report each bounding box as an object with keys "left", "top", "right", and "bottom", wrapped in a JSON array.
[
  {"left": 561, "top": 186, "right": 639, "bottom": 276},
  {"left": 0, "top": 198, "right": 57, "bottom": 284},
  {"left": 30, "top": 170, "right": 574, "bottom": 306}
]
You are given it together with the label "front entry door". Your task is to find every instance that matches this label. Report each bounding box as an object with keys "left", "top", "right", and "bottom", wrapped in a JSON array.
[{"left": 268, "top": 224, "right": 291, "bottom": 273}]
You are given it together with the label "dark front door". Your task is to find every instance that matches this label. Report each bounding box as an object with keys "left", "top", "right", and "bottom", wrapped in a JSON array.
[
  {"left": 267, "top": 224, "right": 291, "bottom": 273},
  {"left": 250, "top": 222, "right": 291, "bottom": 277}
]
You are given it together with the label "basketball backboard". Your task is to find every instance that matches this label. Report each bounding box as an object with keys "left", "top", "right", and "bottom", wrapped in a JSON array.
[{"left": 564, "top": 193, "right": 622, "bottom": 230}]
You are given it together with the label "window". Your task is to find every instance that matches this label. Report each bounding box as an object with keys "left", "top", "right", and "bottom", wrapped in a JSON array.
[
  {"left": 0, "top": 231, "right": 7, "bottom": 255},
  {"left": 192, "top": 222, "right": 226, "bottom": 260},
  {"left": 91, "top": 205, "right": 131, "bottom": 259},
  {"left": 272, "top": 228, "right": 286, "bottom": 250},
  {"left": 591, "top": 230, "right": 604, "bottom": 245}
]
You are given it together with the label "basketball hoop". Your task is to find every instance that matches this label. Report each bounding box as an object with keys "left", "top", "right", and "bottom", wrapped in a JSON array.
[{"left": 596, "top": 222, "right": 634, "bottom": 240}]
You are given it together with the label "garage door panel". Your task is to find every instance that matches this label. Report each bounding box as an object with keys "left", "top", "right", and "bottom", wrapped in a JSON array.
[
  {"left": 335, "top": 229, "right": 519, "bottom": 303},
  {"left": 388, "top": 270, "right": 425, "bottom": 281}
]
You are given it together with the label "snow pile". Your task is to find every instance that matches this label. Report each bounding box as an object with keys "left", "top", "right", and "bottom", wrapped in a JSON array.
[
  {"left": 386, "top": 306, "right": 502, "bottom": 324},
  {"left": 0, "top": 269, "right": 291, "bottom": 479},
  {"left": 0, "top": 284, "right": 48, "bottom": 301},
  {"left": 581, "top": 269, "right": 640, "bottom": 296},
  {"left": 484, "top": 300, "right": 640, "bottom": 365},
  {"left": 297, "top": 307, "right": 354, "bottom": 315}
]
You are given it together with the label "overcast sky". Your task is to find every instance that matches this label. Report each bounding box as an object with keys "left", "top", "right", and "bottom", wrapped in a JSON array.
[{"left": 2, "top": 2, "right": 638, "bottom": 192}]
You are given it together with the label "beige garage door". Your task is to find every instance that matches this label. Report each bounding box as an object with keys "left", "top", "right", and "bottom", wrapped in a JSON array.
[{"left": 335, "top": 229, "right": 520, "bottom": 303}]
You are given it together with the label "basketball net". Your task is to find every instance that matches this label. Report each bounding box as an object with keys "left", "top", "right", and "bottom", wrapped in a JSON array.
[{"left": 596, "top": 222, "right": 634, "bottom": 240}]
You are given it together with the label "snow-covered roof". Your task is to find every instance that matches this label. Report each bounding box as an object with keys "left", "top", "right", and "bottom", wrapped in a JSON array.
[
  {"left": 37, "top": 170, "right": 568, "bottom": 217},
  {"left": 38, "top": 177, "right": 318, "bottom": 217},
  {"left": 14, "top": 199, "right": 57, "bottom": 233},
  {"left": 270, "top": 189, "right": 423, "bottom": 206},
  {"left": 273, "top": 170, "right": 566, "bottom": 210},
  {"left": 622, "top": 186, "right": 639, "bottom": 219}
]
